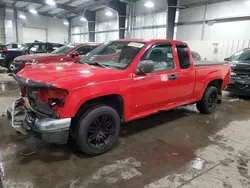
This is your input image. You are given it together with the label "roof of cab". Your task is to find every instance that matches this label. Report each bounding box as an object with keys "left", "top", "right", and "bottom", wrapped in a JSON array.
[
  {"left": 72, "top": 42, "right": 100, "bottom": 47},
  {"left": 115, "top": 38, "right": 186, "bottom": 44}
]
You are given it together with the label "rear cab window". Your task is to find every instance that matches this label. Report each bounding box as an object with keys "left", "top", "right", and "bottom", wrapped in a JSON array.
[{"left": 176, "top": 44, "right": 191, "bottom": 69}]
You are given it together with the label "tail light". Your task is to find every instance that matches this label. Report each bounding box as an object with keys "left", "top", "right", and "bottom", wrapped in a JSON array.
[
  {"left": 36, "top": 88, "right": 68, "bottom": 115},
  {"left": 2, "top": 47, "right": 7, "bottom": 51}
]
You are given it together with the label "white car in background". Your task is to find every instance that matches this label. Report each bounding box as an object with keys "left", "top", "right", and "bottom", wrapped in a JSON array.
[{"left": 6, "top": 42, "right": 25, "bottom": 50}]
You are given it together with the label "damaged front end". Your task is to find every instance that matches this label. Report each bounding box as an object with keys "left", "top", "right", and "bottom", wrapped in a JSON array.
[
  {"left": 226, "top": 74, "right": 250, "bottom": 96},
  {"left": 7, "top": 75, "right": 71, "bottom": 144}
]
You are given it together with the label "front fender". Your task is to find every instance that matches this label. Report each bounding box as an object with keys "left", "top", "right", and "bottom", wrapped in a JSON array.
[{"left": 59, "top": 80, "right": 130, "bottom": 119}]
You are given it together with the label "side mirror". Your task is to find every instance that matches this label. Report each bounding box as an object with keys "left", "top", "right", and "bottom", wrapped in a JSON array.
[
  {"left": 224, "top": 57, "right": 230, "bottom": 61},
  {"left": 69, "top": 51, "right": 79, "bottom": 58},
  {"left": 136, "top": 60, "right": 154, "bottom": 75}
]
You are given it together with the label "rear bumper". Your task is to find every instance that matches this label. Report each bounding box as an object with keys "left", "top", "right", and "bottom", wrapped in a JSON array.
[{"left": 7, "top": 98, "right": 71, "bottom": 144}]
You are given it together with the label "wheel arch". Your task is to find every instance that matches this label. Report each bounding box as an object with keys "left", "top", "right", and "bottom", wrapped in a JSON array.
[
  {"left": 206, "top": 78, "right": 223, "bottom": 92},
  {"left": 195, "top": 77, "right": 223, "bottom": 102},
  {"left": 74, "top": 94, "right": 125, "bottom": 123}
]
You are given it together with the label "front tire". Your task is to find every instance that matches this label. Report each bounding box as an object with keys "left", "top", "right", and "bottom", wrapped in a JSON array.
[
  {"left": 196, "top": 86, "right": 218, "bottom": 114},
  {"left": 8, "top": 61, "right": 15, "bottom": 72},
  {"left": 75, "top": 105, "right": 120, "bottom": 155}
]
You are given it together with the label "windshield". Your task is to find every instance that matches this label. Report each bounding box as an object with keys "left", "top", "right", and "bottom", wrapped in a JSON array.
[
  {"left": 79, "top": 41, "right": 146, "bottom": 69},
  {"left": 229, "top": 49, "right": 250, "bottom": 62},
  {"left": 229, "top": 50, "right": 243, "bottom": 61},
  {"left": 19, "top": 43, "right": 31, "bottom": 51},
  {"left": 6, "top": 44, "right": 11, "bottom": 48},
  {"left": 51, "top": 45, "right": 75, "bottom": 54}
]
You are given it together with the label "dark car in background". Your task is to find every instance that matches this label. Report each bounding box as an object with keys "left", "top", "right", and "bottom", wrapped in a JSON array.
[
  {"left": 191, "top": 51, "right": 201, "bottom": 60},
  {"left": 13, "top": 42, "right": 100, "bottom": 73},
  {"left": 0, "top": 43, "right": 24, "bottom": 61},
  {"left": 225, "top": 48, "right": 250, "bottom": 95},
  {"left": 0, "top": 44, "right": 7, "bottom": 60},
  {"left": 1, "top": 42, "right": 63, "bottom": 71}
]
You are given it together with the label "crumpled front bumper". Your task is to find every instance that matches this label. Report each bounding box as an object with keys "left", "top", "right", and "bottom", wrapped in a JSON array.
[
  {"left": 7, "top": 98, "right": 71, "bottom": 144},
  {"left": 226, "top": 76, "right": 250, "bottom": 96}
]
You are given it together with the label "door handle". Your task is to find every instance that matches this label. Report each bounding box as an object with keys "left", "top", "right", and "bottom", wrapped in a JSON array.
[{"left": 168, "top": 74, "right": 178, "bottom": 81}]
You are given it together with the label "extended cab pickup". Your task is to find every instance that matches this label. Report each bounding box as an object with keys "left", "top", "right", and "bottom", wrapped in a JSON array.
[{"left": 7, "top": 39, "right": 230, "bottom": 155}]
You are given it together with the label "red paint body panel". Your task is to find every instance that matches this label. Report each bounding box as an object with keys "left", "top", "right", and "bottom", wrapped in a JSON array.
[
  {"left": 16, "top": 43, "right": 100, "bottom": 66},
  {"left": 18, "top": 39, "right": 231, "bottom": 122}
]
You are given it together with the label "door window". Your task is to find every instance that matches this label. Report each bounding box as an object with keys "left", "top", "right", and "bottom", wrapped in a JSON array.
[
  {"left": 29, "top": 43, "right": 46, "bottom": 53},
  {"left": 46, "top": 43, "right": 61, "bottom": 53},
  {"left": 12, "top": 44, "right": 18, "bottom": 48},
  {"left": 76, "top": 46, "right": 94, "bottom": 55},
  {"left": 176, "top": 45, "right": 191, "bottom": 69},
  {"left": 47, "top": 43, "right": 53, "bottom": 52},
  {"left": 141, "top": 44, "right": 175, "bottom": 72}
]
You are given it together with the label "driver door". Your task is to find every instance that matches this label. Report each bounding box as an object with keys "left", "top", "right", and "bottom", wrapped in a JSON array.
[{"left": 130, "top": 43, "right": 179, "bottom": 118}]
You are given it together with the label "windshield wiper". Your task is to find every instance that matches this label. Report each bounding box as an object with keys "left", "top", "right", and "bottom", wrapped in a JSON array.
[{"left": 88, "top": 61, "right": 108, "bottom": 68}]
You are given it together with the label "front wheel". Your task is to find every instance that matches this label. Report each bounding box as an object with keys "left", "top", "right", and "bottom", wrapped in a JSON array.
[
  {"left": 75, "top": 105, "right": 120, "bottom": 155},
  {"left": 196, "top": 86, "right": 218, "bottom": 114},
  {"left": 8, "top": 61, "right": 15, "bottom": 72}
]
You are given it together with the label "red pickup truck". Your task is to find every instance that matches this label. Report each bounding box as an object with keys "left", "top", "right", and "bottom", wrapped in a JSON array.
[
  {"left": 7, "top": 39, "right": 230, "bottom": 155},
  {"left": 12, "top": 43, "right": 99, "bottom": 73}
]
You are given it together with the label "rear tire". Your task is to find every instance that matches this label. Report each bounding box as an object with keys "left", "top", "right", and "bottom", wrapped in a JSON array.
[
  {"left": 196, "top": 86, "right": 218, "bottom": 114},
  {"left": 75, "top": 105, "right": 120, "bottom": 155}
]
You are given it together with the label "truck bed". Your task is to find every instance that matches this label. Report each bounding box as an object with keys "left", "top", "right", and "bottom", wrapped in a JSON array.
[{"left": 194, "top": 60, "right": 228, "bottom": 67}]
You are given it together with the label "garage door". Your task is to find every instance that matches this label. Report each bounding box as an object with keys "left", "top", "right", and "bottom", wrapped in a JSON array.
[{"left": 22, "top": 27, "right": 47, "bottom": 42}]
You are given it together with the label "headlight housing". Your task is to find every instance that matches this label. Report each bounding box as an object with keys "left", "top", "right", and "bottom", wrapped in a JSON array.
[
  {"left": 25, "top": 60, "right": 39, "bottom": 65},
  {"left": 36, "top": 88, "right": 68, "bottom": 115}
]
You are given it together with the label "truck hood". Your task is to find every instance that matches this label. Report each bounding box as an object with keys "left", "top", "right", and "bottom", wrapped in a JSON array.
[
  {"left": 16, "top": 53, "right": 62, "bottom": 61},
  {"left": 17, "top": 62, "right": 125, "bottom": 90}
]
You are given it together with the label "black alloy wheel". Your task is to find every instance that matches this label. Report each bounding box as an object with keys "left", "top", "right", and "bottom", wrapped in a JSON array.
[
  {"left": 207, "top": 92, "right": 217, "bottom": 110},
  {"left": 75, "top": 105, "right": 120, "bottom": 155},
  {"left": 196, "top": 86, "right": 218, "bottom": 114},
  {"left": 87, "top": 114, "right": 115, "bottom": 148}
]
